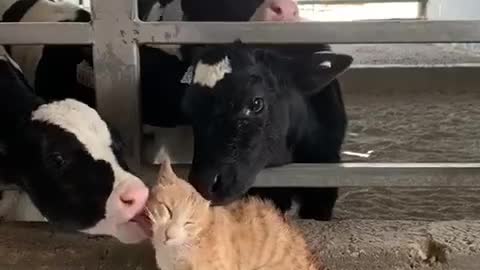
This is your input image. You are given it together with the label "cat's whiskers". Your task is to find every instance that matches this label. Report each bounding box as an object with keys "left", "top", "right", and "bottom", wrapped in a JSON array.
[
  {"left": 145, "top": 207, "right": 158, "bottom": 226},
  {"left": 148, "top": 159, "right": 323, "bottom": 270}
]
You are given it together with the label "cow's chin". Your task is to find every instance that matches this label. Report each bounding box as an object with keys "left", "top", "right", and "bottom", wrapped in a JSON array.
[
  {"left": 80, "top": 218, "right": 149, "bottom": 244},
  {"left": 115, "top": 221, "right": 149, "bottom": 244}
]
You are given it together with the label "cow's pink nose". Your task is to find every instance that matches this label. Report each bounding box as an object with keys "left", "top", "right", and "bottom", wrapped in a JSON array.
[
  {"left": 118, "top": 184, "right": 149, "bottom": 217},
  {"left": 268, "top": 0, "right": 299, "bottom": 20}
]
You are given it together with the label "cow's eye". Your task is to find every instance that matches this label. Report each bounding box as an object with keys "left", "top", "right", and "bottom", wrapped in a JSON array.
[
  {"left": 251, "top": 97, "right": 264, "bottom": 113},
  {"left": 248, "top": 75, "right": 262, "bottom": 85},
  {"left": 48, "top": 152, "right": 66, "bottom": 169}
]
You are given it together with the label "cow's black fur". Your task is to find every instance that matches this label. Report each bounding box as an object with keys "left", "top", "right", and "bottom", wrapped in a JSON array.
[
  {"left": 0, "top": 49, "right": 128, "bottom": 231},
  {"left": 1, "top": 0, "right": 95, "bottom": 108},
  {"left": 182, "top": 42, "right": 353, "bottom": 220}
]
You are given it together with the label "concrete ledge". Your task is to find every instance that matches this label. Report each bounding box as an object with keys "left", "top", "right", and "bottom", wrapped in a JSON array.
[
  {"left": 301, "top": 220, "right": 480, "bottom": 270},
  {"left": 1, "top": 220, "right": 479, "bottom": 270}
]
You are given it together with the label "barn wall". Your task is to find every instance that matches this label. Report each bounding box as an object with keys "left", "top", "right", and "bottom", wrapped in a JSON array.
[
  {"left": 427, "top": 0, "right": 480, "bottom": 52},
  {"left": 427, "top": 0, "right": 480, "bottom": 20}
]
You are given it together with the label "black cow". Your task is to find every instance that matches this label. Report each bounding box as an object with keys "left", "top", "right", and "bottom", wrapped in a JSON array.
[
  {"left": 182, "top": 42, "right": 353, "bottom": 220},
  {"left": 0, "top": 46, "right": 150, "bottom": 244},
  {"left": 176, "top": 0, "right": 351, "bottom": 220},
  {"left": 1, "top": 0, "right": 95, "bottom": 107}
]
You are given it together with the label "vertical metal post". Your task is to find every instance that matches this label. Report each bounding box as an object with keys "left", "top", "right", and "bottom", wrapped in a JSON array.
[
  {"left": 90, "top": 0, "right": 142, "bottom": 170},
  {"left": 418, "top": 0, "right": 428, "bottom": 20}
]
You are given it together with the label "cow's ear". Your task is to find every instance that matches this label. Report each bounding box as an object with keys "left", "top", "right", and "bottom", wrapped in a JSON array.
[
  {"left": 232, "top": 39, "right": 245, "bottom": 47},
  {"left": 295, "top": 52, "right": 353, "bottom": 96}
]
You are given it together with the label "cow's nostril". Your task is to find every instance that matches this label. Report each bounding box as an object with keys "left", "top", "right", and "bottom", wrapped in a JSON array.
[
  {"left": 210, "top": 174, "right": 222, "bottom": 193},
  {"left": 271, "top": 5, "right": 282, "bottom": 15},
  {"left": 120, "top": 197, "right": 135, "bottom": 206},
  {"left": 118, "top": 185, "right": 148, "bottom": 209}
]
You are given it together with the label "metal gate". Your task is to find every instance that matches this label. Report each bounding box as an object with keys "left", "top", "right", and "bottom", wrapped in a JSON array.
[{"left": 1, "top": 0, "right": 480, "bottom": 187}]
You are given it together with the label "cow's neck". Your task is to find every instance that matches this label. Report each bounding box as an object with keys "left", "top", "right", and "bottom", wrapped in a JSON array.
[
  {"left": 287, "top": 84, "right": 345, "bottom": 164},
  {"left": 0, "top": 68, "right": 42, "bottom": 141}
]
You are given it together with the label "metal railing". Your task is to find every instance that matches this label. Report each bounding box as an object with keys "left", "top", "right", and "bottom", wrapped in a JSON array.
[
  {"left": 1, "top": 0, "right": 480, "bottom": 188},
  {"left": 298, "top": 0, "right": 428, "bottom": 19}
]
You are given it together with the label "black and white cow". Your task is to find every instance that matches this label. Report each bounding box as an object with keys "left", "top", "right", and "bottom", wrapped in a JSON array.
[
  {"left": 2, "top": 0, "right": 349, "bottom": 220},
  {"left": 0, "top": 0, "right": 305, "bottom": 128},
  {"left": 1, "top": 0, "right": 95, "bottom": 107},
  {"left": 0, "top": 45, "right": 150, "bottom": 244},
  {"left": 182, "top": 42, "right": 352, "bottom": 221},
  {"left": 0, "top": 0, "right": 191, "bottom": 128}
]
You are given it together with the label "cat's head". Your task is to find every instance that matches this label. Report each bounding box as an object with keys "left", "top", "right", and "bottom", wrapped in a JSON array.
[{"left": 146, "top": 158, "right": 211, "bottom": 247}]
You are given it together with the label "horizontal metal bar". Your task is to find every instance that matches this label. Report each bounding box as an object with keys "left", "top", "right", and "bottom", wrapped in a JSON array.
[
  {"left": 0, "top": 23, "right": 93, "bottom": 45},
  {"left": 254, "top": 163, "right": 480, "bottom": 187},
  {"left": 137, "top": 163, "right": 480, "bottom": 188},
  {"left": 5, "top": 162, "right": 479, "bottom": 189},
  {"left": 3, "top": 163, "right": 480, "bottom": 190},
  {"left": 138, "top": 20, "right": 480, "bottom": 44},
  {"left": 350, "top": 63, "right": 480, "bottom": 68},
  {"left": 0, "top": 184, "right": 19, "bottom": 191},
  {"left": 1, "top": 20, "right": 480, "bottom": 45}
]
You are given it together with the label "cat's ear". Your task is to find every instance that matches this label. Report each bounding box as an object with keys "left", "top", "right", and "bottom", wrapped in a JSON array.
[{"left": 157, "top": 156, "right": 177, "bottom": 185}]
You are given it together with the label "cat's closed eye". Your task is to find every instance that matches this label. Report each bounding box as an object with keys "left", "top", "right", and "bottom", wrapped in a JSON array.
[{"left": 152, "top": 203, "right": 172, "bottom": 224}]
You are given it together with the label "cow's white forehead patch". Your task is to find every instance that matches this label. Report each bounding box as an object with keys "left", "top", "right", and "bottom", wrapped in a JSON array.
[
  {"left": 32, "top": 99, "right": 139, "bottom": 187},
  {"left": 30, "top": 99, "right": 132, "bottom": 186},
  {"left": 30, "top": 99, "right": 148, "bottom": 242},
  {"left": 193, "top": 57, "right": 232, "bottom": 88},
  {"left": 31, "top": 99, "right": 112, "bottom": 160},
  {"left": 22, "top": 0, "right": 83, "bottom": 22}
]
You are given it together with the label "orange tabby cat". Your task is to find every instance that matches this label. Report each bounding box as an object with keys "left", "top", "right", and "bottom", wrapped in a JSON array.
[{"left": 146, "top": 158, "right": 323, "bottom": 270}]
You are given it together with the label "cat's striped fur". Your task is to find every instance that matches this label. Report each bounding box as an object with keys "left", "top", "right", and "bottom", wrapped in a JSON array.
[{"left": 146, "top": 158, "right": 323, "bottom": 270}]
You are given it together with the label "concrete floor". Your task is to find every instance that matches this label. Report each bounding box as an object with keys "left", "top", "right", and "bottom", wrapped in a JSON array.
[{"left": 1, "top": 220, "right": 479, "bottom": 270}]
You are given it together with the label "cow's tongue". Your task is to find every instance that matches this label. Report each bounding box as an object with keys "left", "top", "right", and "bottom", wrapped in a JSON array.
[{"left": 130, "top": 212, "right": 153, "bottom": 237}]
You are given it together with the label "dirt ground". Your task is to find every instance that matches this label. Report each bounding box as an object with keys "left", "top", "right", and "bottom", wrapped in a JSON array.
[
  {"left": 333, "top": 54, "right": 480, "bottom": 221},
  {"left": 333, "top": 43, "right": 480, "bottom": 66},
  {"left": 2, "top": 220, "right": 479, "bottom": 270}
]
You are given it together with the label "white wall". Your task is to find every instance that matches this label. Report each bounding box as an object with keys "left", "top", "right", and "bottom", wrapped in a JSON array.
[
  {"left": 427, "top": 0, "right": 480, "bottom": 20},
  {"left": 427, "top": 0, "right": 480, "bottom": 52}
]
